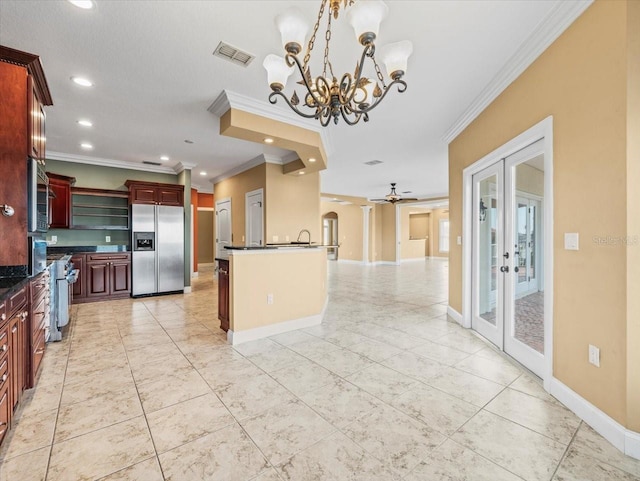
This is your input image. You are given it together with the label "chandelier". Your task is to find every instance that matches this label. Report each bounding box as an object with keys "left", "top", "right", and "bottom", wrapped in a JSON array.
[{"left": 263, "top": 0, "right": 413, "bottom": 126}]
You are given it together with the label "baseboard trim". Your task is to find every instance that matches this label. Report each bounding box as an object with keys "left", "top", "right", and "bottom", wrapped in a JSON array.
[
  {"left": 227, "top": 299, "right": 328, "bottom": 345},
  {"left": 549, "top": 377, "right": 640, "bottom": 460},
  {"left": 447, "top": 305, "right": 464, "bottom": 326},
  {"left": 400, "top": 258, "right": 428, "bottom": 263},
  {"left": 337, "top": 259, "right": 364, "bottom": 265},
  {"left": 183, "top": 286, "right": 192, "bottom": 293},
  {"left": 371, "top": 261, "right": 399, "bottom": 266}
]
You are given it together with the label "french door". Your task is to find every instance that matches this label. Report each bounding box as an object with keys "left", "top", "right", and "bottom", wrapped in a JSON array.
[{"left": 472, "top": 139, "right": 546, "bottom": 377}]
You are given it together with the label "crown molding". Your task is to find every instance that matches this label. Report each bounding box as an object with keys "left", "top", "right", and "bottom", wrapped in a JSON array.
[
  {"left": 190, "top": 182, "right": 213, "bottom": 194},
  {"left": 208, "top": 90, "right": 334, "bottom": 157},
  {"left": 443, "top": 0, "right": 593, "bottom": 144},
  {"left": 173, "top": 161, "right": 197, "bottom": 174},
  {"left": 210, "top": 154, "right": 268, "bottom": 185},
  {"left": 47, "top": 151, "right": 178, "bottom": 175}
]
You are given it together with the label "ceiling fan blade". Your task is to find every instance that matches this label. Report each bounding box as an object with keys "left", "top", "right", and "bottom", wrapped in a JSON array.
[
  {"left": 397, "top": 198, "right": 419, "bottom": 203},
  {"left": 368, "top": 198, "right": 389, "bottom": 202}
]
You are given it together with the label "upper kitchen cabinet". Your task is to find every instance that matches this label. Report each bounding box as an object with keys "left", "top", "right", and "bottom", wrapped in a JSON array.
[
  {"left": 47, "top": 173, "right": 76, "bottom": 229},
  {"left": 0, "top": 46, "right": 52, "bottom": 267},
  {"left": 125, "top": 181, "right": 184, "bottom": 206}
]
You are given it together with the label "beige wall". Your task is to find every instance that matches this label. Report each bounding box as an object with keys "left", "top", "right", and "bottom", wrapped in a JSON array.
[
  {"left": 320, "top": 201, "right": 364, "bottom": 261},
  {"left": 214, "top": 163, "right": 266, "bottom": 245},
  {"left": 380, "top": 203, "right": 397, "bottom": 262},
  {"left": 197, "top": 210, "right": 214, "bottom": 263},
  {"left": 401, "top": 206, "right": 429, "bottom": 259},
  {"left": 409, "top": 213, "right": 430, "bottom": 240},
  {"left": 229, "top": 249, "right": 327, "bottom": 331},
  {"left": 626, "top": 0, "right": 640, "bottom": 432},
  {"left": 449, "top": 0, "right": 633, "bottom": 425},
  {"left": 265, "top": 163, "right": 320, "bottom": 244}
]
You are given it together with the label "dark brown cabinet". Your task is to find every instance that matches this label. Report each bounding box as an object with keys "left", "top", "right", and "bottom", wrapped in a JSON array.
[
  {"left": 0, "top": 275, "right": 50, "bottom": 448},
  {"left": 217, "top": 259, "right": 229, "bottom": 332},
  {"left": 0, "top": 47, "right": 52, "bottom": 268},
  {"left": 125, "top": 180, "right": 184, "bottom": 206},
  {"left": 47, "top": 173, "right": 75, "bottom": 229},
  {"left": 85, "top": 253, "right": 131, "bottom": 302},
  {"left": 29, "top": 272, "right": 48, "bottom": 388},
  {"left": 71, "top": 254, "right": 85, "bottom": 300}
]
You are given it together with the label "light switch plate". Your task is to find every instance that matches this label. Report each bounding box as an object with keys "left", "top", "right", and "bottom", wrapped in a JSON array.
[
  {"left": 105, "top": 235, "right": 111, "bottom": 243},
  {"left": 457, "top": 236, "right": 462, "bottom": 245},
  {"left": 589, "top": 344, "right": 600, "bottom": 367},
  {"left": 564, "top": 233, "right": 579, "bottom": 250}
]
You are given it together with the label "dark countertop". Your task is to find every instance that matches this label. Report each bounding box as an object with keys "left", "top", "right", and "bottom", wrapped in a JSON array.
[
  {"left": 0, "top": 266, "right": 50, "bottom": 301},
  {"left": 47, "top": 245, "right": 130, "bottom": 255},
  {"left": 223, "top": 243, "right": 338, "bottom": 251}
]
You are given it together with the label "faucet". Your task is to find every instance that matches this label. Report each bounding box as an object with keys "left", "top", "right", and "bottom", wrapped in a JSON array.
[{"left": 297, "top": 229, "right": 311, "bottom": 244}]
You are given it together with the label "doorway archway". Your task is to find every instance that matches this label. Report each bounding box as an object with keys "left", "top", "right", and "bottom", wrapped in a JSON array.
[{"left": 323, "top": 212, "right": 338, "bottom": 260}]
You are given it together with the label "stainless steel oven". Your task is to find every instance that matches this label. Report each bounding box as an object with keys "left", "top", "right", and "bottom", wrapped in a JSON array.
[{"left": 27, "top": 157, "right": 49, "bottom": 234}]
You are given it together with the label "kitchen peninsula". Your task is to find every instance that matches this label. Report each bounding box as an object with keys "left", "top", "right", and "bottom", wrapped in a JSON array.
[{"left": 217, "top": 244, "right": 328, "bottom": 345}]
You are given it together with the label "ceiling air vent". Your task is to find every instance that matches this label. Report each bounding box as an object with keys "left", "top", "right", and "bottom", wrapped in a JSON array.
[
  {"left": 213, "top": 42, "right": 255, "bottom": 67},
  {"left": 364, "top": 160, "right": 383, "bottom": 166},
  {"left": 143, "top": 161, "right": 161, "bottom": 166}
]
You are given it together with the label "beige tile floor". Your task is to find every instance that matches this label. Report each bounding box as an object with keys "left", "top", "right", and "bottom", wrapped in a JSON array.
[{"left": 1, "top": 261, "right": 639, "bottom": 480}]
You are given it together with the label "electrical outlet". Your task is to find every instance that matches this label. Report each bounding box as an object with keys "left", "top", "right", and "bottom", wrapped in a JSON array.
[
  {"left": 51, "top": 235, "right": 57, "bottom": 243},
  {"left": 105, "top": 235, "right": 111, "bottom": 243},
  {"left": 589, "top": 344, "right": 600, "bottom": 367},
  {"left": 285, "top": 235, "right": 289, "bottom": 242},
  {"left": 273, "top": 235, "right": 279, "bottom": 242},
  {"left": 457, "top": 236, "right": 462, "bottom": 245},
  {"left": 267, "top": 294, "right": 274, "bottom": 305},
  {"left": 241, "top": 235, "right": 245, "bottom": 242}
]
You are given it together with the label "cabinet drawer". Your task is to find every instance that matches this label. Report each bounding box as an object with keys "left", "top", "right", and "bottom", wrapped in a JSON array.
[
  {"left": 30, "top": 273, "right": 49, "bottom": 304},
  {"left": 31, "top": 296, "right": 46, "bottom": 335},
  {"left": 0, "top": 325, "right": 8, "bottom": 357},
  {"left": 87, "top": 253, "right": 130, "bottom": 262},
  {"left": 8, "top": 287, "right": 27, "bottom": 317},
  {"left": 0, "top": 300, "right": 5, "bottom": 324},
  {"left": 0, "top": 358, "right": 8, "bottom": 392},
  {"left": 0, "top": 384, "right": 9, "bottom": 445},
  {"left": 31, "top": 331, "right": 45, "bottom": 382}
]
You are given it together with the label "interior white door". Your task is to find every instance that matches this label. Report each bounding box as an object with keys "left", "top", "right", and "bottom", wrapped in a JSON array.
[
  {"left": 215, "top": 198, "right": 232, "bottom": 259},
  {"left": 471, "top": 161, "right": 504, "bottom": 348},
  {"left": 471, "top": 139, "right": 546, "bottom": 376},
  {"left": 246, "top": 190, "right": 263, "bottom": 247},
  {"left": 504, "top": 140, "right": 546, "bottom": 377}
]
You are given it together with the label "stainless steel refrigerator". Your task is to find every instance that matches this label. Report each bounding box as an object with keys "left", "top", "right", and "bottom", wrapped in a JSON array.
[{"left": 131, "top": 204, "right": 184, "bottom": 296}]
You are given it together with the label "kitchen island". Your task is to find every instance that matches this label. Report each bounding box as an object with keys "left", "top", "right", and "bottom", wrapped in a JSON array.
[{"left": 217, "top": 245, "right": 329, "bottom": 345}]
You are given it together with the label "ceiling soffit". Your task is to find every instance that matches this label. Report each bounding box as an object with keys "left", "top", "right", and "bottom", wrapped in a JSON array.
[{"left": 209, "top": 90, "right": 330, "bottom": 175}]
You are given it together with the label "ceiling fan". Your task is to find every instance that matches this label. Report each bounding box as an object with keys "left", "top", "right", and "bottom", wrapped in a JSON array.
[{"left": 369, "top": 183, "right": 418, "bottom": 204}]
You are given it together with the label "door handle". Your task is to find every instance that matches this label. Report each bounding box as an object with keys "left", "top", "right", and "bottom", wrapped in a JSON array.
[
  {"left": 500, "top": 266, "right": 509, "bottom": 273},
  {"left": 503, "top": 252, "right": 509, "bottom": 259}
]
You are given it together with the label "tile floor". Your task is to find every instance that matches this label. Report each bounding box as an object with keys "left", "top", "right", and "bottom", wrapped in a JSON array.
[{"left": 1, "top": 260, "right": 639, "bottom": 480}]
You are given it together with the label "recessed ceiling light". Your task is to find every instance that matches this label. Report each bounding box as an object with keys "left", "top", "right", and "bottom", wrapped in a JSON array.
[
  {"left": 299, "top": 171, "right": 305, "bottom": 175},
  {"left": 160, "top": 155, "right": 169, "bottom": 161},
  {"left": 71, "top": 76, "right": 93, "bottom": 87},
  {"left": 200, "top": 171, "right": 207, "bottom": 176},
  {"left": 80, "top": 142, "right": 93, "bottom": 150},
  {"left": 308, "top": 157, "right": 316, "bottom": 163},
  {"left": 77, "top": 119, "right": 92, "bottom": 127},
  {"left": 184, "top": 139, "right": 194, "bottom": 144},
  {"left": 264, "top": 138, "right": 274, "bottom": 144},
  {"left": 68, "top": 0, "right": 94, "bottom": 8}
]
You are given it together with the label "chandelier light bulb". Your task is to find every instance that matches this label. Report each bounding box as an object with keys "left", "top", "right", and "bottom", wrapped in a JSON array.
[
  {"left": 275, "top": 8, "right": 309, "bottom": 55},
  {"left": 263, "top": 54, "right": 294, "bottom": 91},
  {"left": 379, "top": 40, "right": 413, "bottom": 79},
  {"left": 266, "top": 0, "right": 410, "bottom": 126},
  {"left": 347, "top": 0, "right": 389, "bottom": 45}
]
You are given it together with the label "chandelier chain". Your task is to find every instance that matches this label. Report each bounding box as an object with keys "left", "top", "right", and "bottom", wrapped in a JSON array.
[
  {"left": 373, "top": 55, "right": 387, "bottom": 89},
  {"left": 303, "top": 0, "right": 327, "bottom": 72},
  {"left": 323, "top": 8, "right": 335, "bottom": 78}
]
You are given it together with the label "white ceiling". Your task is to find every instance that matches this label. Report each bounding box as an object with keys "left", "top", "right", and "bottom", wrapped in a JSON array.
[{"left": 0, "top": 0, "right": 584, "bottom": 197}]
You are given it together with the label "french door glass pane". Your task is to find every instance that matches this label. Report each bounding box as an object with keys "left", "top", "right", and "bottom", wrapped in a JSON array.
[
  {"left": 478, "top": 176, "right": 497, "bottom": 325},
  {"left": 513, "top": 160, "right": 544, "bottom": 354}
]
